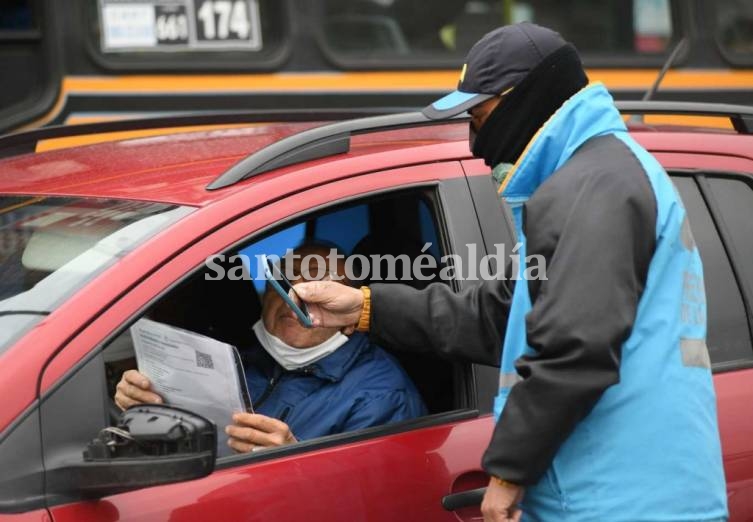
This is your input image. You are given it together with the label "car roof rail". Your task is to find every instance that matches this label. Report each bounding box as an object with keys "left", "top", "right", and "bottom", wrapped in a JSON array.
[
  {"left": 0, "top": 109, "right": 397, "bottom": 160},
  {"left": 617, "top": 101, "right": 753, "bottom": 134},
  {"left": 207, "top": 101, "right": 753, "bottom": 191},
  {"left": 206, "top": 112, "right": 467, "bottom": 190}
]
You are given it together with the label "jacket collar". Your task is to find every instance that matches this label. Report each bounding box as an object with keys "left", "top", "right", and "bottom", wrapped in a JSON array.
[
  {"left": 246, "top": 332, "right": 370, "bottom": 383},
  {"left": 499, "top": 82, "right": 627, "bottom": 201}
]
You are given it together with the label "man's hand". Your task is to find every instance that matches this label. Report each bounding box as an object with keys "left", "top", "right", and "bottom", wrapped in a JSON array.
[
  {"left": 481, "top": 478, "right": 524, "bottom": 522},
  {"left": 292, "top": 281, "right": 364, "bottom": 328},
  {"left": 225, "top": 413, "right": 297, "bottom": 453},
  {"left": 114, "top": 369, "right": 164, "bottom": 411}
]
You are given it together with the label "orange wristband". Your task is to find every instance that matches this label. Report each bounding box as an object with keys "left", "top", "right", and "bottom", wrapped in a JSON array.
[
  {"left": 356, "top": 286, "right": 371, "bottom": 332},
  {"left": 492, "top": 477, "right": 518, "bottom": 489}
]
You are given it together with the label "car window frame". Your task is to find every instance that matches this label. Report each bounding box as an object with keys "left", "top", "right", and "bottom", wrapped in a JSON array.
[{"left": 461, "top": 161, "right": 516, "bottom": 414}]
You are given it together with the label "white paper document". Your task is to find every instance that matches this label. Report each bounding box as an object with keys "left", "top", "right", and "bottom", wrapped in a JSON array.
[{"left": 130, "top": 318, "right": 252, "bottom": 457}]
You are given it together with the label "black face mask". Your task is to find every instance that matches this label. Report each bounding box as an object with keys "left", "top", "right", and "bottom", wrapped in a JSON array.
[{"left": 471, "top": 44, "right": 588, "bottom": 168}]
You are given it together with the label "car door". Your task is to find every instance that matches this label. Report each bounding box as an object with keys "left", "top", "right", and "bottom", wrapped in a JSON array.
[
  {"left": 39, "top": 161, "right": 498, "bottom": 521},
  {"left": 667, "top": 156, "right": 753, "bottom": 522},
  {"left": 644, "top": 147, "right": 753, "bottom": 522}
]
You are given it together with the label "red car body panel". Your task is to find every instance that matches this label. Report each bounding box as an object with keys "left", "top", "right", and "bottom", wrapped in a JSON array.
[
  {"left": 1, "top": 122, "right": 752, "bottom": 520},
  {"left": 0, "top": 125, "right": 469, "bottom": 205},
  {"left": 631, "top": 131, "right": 753, "bottom": 162},
  {"left": 0, "top": 512, "right": 50, "bottom": 522},
  {"left": 49, "top": 416, "right": 492, "bottom": 522},
  {"left": 715, "top": 369, "right": 753, "bottom": 519}
]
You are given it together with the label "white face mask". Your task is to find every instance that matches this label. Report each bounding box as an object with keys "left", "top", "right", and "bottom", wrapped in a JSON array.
[{"left": 252, "top": 319, "right": 349, "bottom": 371}]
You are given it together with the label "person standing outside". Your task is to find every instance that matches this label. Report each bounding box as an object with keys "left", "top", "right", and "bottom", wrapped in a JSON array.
[{"left": 294, "top": 22, "right": 727, "bottom": 522}]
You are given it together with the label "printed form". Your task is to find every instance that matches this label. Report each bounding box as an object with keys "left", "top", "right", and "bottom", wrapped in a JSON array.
[{"left": 130, "top": 318, "right": 252, "bottom": 457}]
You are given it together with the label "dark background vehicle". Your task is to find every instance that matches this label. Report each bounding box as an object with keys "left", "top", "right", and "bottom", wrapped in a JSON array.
[
  {"left": 1, "top": 0, "right": 752, "bottom": 133},
  {"left": 0, "top": 104, "right": 752, "bottom": 520}
]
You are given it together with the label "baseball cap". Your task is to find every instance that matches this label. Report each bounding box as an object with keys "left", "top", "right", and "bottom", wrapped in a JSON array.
[{"left": 422, "top": 22, "right": 568, "bottom": 120}]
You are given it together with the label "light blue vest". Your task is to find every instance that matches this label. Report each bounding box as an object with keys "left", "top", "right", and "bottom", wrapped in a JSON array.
[{"left": 495, "top": 83, "right": 727, "bottom": 521}]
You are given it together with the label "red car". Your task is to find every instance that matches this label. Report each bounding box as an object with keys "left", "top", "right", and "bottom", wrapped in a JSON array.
[{"left": 0, "top": 104, "right": 752, "bottom": 521}]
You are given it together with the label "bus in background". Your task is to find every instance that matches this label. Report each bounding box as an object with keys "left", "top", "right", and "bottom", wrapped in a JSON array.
[{"left": 1, "top": 0, "right": 752, "bottom": 134}]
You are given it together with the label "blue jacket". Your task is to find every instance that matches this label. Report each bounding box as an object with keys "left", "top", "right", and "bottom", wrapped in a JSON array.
[
  {"left": 242, "top": 333, "right": 427, "bottom": 440},
  {"left": 492, "top": 83, "right": 727, "bottom": 521}
]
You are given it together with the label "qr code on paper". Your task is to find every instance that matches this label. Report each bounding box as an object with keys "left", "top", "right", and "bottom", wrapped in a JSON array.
[{"left": 195, "top": 350, "right": 214, "bottom": 370}]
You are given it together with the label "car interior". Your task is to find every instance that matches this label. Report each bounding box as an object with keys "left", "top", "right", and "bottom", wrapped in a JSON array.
[{"left": 102, "top": 189, "right": 464, "bottom": 445}]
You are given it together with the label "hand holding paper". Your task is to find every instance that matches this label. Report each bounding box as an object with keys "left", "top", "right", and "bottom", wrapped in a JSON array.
[
  {"left": 114, "top": 369, "right": 163, "bottom": 410},
  {"left": 129, "top": 318, "right": 253, "bottom": 457},
  {"left": 225, "top": 413, "right": 297, "bottom": 453}
]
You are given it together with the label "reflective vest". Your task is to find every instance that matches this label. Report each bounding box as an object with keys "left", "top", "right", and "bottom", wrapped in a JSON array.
[{"left": 495, "top": 83, "right": 727, "bottom": 521}]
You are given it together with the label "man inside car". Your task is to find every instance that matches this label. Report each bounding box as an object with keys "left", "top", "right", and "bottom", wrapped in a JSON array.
[{"left": 114, "top": 243, "right": 427, "bottom": 453}]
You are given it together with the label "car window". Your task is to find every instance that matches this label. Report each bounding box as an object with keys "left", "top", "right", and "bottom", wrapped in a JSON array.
[
  {"left": 0, "top": 0, "right": 34, "bottom": 32},
  {"left": 713, "top": 0, "right": 753, "bottom": 65},
  {"left": 241, "top": 222, "right": 306, "bottom": 293},
  {"left": 673, "top": 176, "right": 753, "bottom": 367},
  {"left": 311, "top": 203, "right": 369, "bottom": 254},
  {"left": 0, "top": 196, "right": 192, "bottom": 354},
  {"left": 705, "top": 175, "right": 753, "bottom": 357},
  {"left": 101, "top": 188, "right": 458, "bottom": 461},
  {"left": 318, "top": 0, "right": 674, "bottom": 66}
]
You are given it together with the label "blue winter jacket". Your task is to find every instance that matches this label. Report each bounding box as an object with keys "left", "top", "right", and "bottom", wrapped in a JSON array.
[
  {"left": 242, "top": 332, "right": 427, "bottom": 440},
  {"left": 492, "top": 83, "right": 727, "bottom": 521}
]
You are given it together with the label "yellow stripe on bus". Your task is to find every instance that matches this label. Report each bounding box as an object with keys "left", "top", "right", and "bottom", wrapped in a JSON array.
[
  {"left": 20, "top": 68, "right": 753, "bottom": 139},
  {"left": 58, "top": 69, "right": 753, "bottom": 92}
]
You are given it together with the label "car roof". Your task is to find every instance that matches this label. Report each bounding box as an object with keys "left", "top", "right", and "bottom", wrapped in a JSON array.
[
  {"left": 0, "top": 121, "right": 469, "bottom": 206},
  {"left": 1, "top": 110, "right": 752, "bottom": 207}
]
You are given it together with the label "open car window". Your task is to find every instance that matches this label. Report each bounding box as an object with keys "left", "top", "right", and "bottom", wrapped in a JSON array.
[{"left": 101, "top": 187, "right": 464, "bottom": 462}]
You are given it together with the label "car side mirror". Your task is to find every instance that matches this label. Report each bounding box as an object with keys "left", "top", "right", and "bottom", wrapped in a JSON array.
[{"left": 48, "top": 404, "right": 216, "bottom": 499}]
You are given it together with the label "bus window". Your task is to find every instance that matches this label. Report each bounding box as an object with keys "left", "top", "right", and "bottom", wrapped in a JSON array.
[
  {"left": 0, "top": 0, "right": 60, "bottom": 133},
  {"left": 87, "top": 0, "right": 290, "bottom": 70},
  {"left": 318, "top": 0, "right": 675, "bottom": 67},
  {"left": 0, "top": 0, "right": 34, "bottom": 32},
  {"left": 714, "top": 0, "right": 753, "bottom": 65}
]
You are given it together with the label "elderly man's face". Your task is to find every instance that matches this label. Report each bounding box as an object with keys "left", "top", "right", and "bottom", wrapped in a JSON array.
[{"left": 261, "top": 248, "right": 345, "bottom": 348}]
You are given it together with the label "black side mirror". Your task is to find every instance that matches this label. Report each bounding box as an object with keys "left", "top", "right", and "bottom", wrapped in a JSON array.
[{"left": 47, "top": 405, "right": 216, "bottom": 499}]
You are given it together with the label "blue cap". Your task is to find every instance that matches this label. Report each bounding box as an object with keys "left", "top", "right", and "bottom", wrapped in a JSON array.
[{"left": 423, "top": 22, "right": 568, "bottom": 120}]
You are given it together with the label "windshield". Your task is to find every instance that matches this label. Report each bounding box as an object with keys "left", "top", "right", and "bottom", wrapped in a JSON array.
[{"left": 0, "top": 196, "right": 193, "bottom": 353}]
